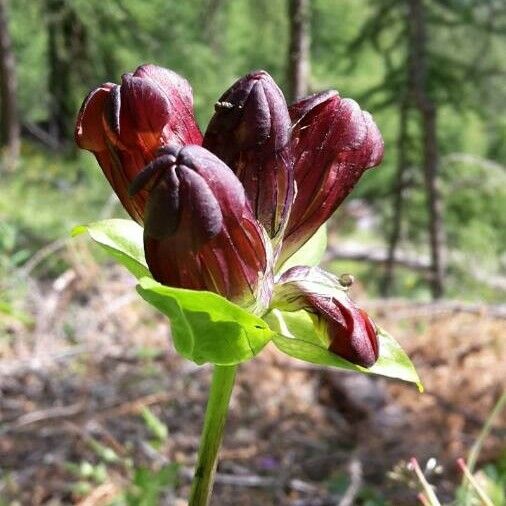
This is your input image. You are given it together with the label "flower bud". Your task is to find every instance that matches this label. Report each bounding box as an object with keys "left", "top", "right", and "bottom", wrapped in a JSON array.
[
  {"left": 203, "top": 71, "right": 293, "bottom": 240},
  {"left": 131, "top": 145, "right": 272, "bottom": 310},
  {"left": 75, "top": 64, "right": 202, "bottom": 222},
  {"left": 273, "top": 266, "right": 379, "bottom": 368},
  {"left": 279, "top": 91, "right": 384, "bottom": 264}
]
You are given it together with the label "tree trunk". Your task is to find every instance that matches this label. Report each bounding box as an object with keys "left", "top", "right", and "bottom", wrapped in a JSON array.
[
  {"left": 287, "top": 0, "right": 311, "bottom": 102},
  {"left": 381, "top": 101, "right": 410, "bottom": 297},
  {"left": 46, "top": 0, "right": 76, "bottom": 145},
  {"left": 0, "top": 0, "right": 20, "bottom": 167},
  {"left": 407, "top": 0, "right": 445, "bottom": 299},
  {"left": 201, "top": 0, "right": 226, "bottom": 51}
]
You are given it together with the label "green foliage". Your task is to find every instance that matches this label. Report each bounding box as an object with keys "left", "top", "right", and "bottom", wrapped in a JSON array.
[
  {"left": 76, "top": 218, "right": 419, "bottom": 384},
  {"left": 72, "top": 219, "right": 150, "bottom": 279},
  {"left": 123, "top": 464, "right": 179, "bottom": 506},
  {"left": 88, "top": 437, "right": 121, "bottom": 464},
  {"left": 64, "top": 433, "right": 179, "bottom": 505},
  {"left": 137, "top": 278, "right": 274, "bottom": 365},
  {"left": 75, "top": 218, "right": 274, "bottom": 365},
  {"left": 65, "top": 460, "right": 108, "bottom": 485},
  {"left": 1, "top": 149, "right": 111, "bottom": 246},
  {"left": 266, "top": 309, "right": 422, "bottom": 389},
  {"left": 4, "top": 0, "right": 506, "bottom": 301},
  {"left": 455, "top": 457, "right": 506, "bottom": 506}
]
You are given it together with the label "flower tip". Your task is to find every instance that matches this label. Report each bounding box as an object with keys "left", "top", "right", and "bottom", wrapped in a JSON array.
[
  {"left": 248, "top": 69, "right": 271, "bottom": 80},
  {"left": 362, "top": 111, "right": 385, "bottom": 168},
  {"left": 129, "top": 150, "right": 178, "bottom": 196},
  {"left": 409, "top": 457, "right": 420, "bottom": 470},
  {"left": 289, "top": 89, "right": 340, "bottom": 123},
  {"left": 133, "top": 63, "right": 157, "bottom": 76},
  {"left": 327, "top": 305, "right": 379, "bottom": 368},
  {"left": 456, "top": 458, "right": 466, "bottom": 470}
]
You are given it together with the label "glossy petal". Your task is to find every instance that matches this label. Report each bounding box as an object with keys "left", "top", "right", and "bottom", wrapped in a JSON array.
[
  {"left": 75, "top": 83, "right": 115, "bottom": 152},
  {"left": 272, "top": 266, "right": 379, "bottom": 368},
  {"left": 279, "top": 91, "right": 384, "bottom": 264},
  {"left": 118, "top": 73, "right": 173, "bottom": 153},
  {"left": 203, "top": 70, "right": 293, "bottom": 240},
  {"left": 133, "top": 145, "right": 271, "bottom": 309},
  {"left": 134, "top": 64, "right": 203, "bottom": 145},
  {"left": 74, "top": 64, "right": 202, "bottom": 223}
]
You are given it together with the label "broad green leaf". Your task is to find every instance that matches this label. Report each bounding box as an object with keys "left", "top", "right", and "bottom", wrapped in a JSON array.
[
  {"left": 266, "top": 309, "right": 422, "bottom": 390},
  {"left": 137, "top": 277, "right": 274, "bottom": 366},
  {"left": 371, "top": 328, "right": 423, "bottom": 391},
  {"left": 72, "top": 219, "right": 273, "bottom": 366},
  {"left": 278, "top": 225, "right": 327, "bottom": 273},
  {"left": 71, "top": 219, "right": 150, "bottom": 279}
]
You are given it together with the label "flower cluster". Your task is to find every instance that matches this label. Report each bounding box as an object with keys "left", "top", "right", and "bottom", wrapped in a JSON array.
[{"left": 76, "top": 64, "right": 384, "bottom": 368}]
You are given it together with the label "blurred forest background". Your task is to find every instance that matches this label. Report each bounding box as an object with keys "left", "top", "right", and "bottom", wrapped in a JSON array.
[{"left": 0, "top": 0, "right": 505, "bottom": 505}]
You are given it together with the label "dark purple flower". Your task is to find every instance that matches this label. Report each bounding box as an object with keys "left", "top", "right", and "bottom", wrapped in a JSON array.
[
  {"left": 273, "top": 266, "right": 379, "bottom": 368},
  {"left": 130, "top": 145, "right": 271, "bottom": 309},
  {"left": 279, "top": 91, "right": 384, "bottom": 264},
  {"left": 75, "top": 64, "right": 202, "bottom": 222},
  {"left": 76, "top": 65, "right": 385, "bottom": 315},
  {"left": 203, "top": 71, "right": 293, "bottom": 241}
]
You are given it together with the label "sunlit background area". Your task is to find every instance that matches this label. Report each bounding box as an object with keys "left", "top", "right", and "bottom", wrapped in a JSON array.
[{"left": 0, "top": 0, "right": 504, "bottom": 504}]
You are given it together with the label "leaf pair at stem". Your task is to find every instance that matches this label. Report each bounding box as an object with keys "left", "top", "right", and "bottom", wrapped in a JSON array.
[{"left": 72, "top": 219, "right": 422, "bottom": 389}]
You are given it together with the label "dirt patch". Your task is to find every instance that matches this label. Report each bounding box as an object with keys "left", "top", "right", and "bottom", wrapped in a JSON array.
[{"left": 1, "top": 264, "right": 504, "bottom": 505}]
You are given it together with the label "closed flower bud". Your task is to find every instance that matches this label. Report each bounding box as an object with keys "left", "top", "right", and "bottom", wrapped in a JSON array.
[
  {"left": 279, "top": 91, "right": 384, "bottom": 264},
  {"left": 273, "top": 266, "right": 379, "bottom": 368},
  {"left": 130, "top": 145, "right": 272, "bottom": 310},
  {"left": 203, "top": 71, "right": 293, "bottom": 241},
  {"left": 75, "top": 64, "right": 202, "bottom": 222}
]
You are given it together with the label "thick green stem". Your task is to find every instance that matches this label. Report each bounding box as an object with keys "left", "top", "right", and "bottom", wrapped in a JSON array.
[{"left": 189, "top": 364, "right": 237, "bottom": 506}]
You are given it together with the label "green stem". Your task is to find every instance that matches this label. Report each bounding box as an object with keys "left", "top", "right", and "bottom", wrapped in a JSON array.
[{"left": 189, "top": 364, "right": 237, "bottom": 506}]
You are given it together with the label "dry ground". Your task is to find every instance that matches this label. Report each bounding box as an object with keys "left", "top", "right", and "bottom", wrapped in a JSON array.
[{"left": 0, "top": 248, "right": 504, "bottom": 505}]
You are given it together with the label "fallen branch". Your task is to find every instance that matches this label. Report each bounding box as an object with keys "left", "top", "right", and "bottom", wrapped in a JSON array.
[
  {"left": 324, "top": 242, "right": 430, "bottom": 272},
  {"left": 364, "top": 299, "right": 506, "bottom": 319},
  {"left": 179, "top": 466, "right": 321, "bottom": 494},
  {"left": 21, "top": 122, "right": 61, "bottom": 150},
  {"left": 0, "top": 391, "right": 172, "bottom": 431},
  {"left": 19, "top": 238, "right": 68, "bottom": 277},
  {"left": 324, "top": 242, "right": 506, "bottom": 291}
]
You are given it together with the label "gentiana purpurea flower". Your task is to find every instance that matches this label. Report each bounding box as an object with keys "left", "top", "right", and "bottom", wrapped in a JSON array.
[
  {"left": 203, "top": 70, "right": 293, "bottom": 242},
  {"left": 74, "top": 64, "right": 202, "bottom": 222},
  {"left": 130, "top": 145, "right": 271, "bottom": 310},
  {"left": 76, "top": 66, "right": 384, "bottom": 367},
  {"left": 279, "top": 90, "right": 384, "bottom": 264},
  {"left": 272, "top": 266, "right": 379, "bottom": 368}
]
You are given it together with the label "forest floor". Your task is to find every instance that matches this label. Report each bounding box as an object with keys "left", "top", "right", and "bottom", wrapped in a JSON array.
[{"left": 0, "top": 246, "right": 505, "bottom": 505}]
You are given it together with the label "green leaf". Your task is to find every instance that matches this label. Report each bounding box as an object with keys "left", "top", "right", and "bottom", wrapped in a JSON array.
[
  {"left": 71, "top": 219, "right": 150, "bottom": 279},
  {"left": 372, "top": 327, "right": 424, "bottom": 391},
  {"left": 278, "top": 225, "right": 327, "bottom": 273},
  {"left": 266, "top": 309, "right": 422, "bottom": 390},
  {"left": 137, "top": 277, "right": 274, "bottom": 366},
  {"left": 73, "top": 220, "right": 273, "bottom": 366}
]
